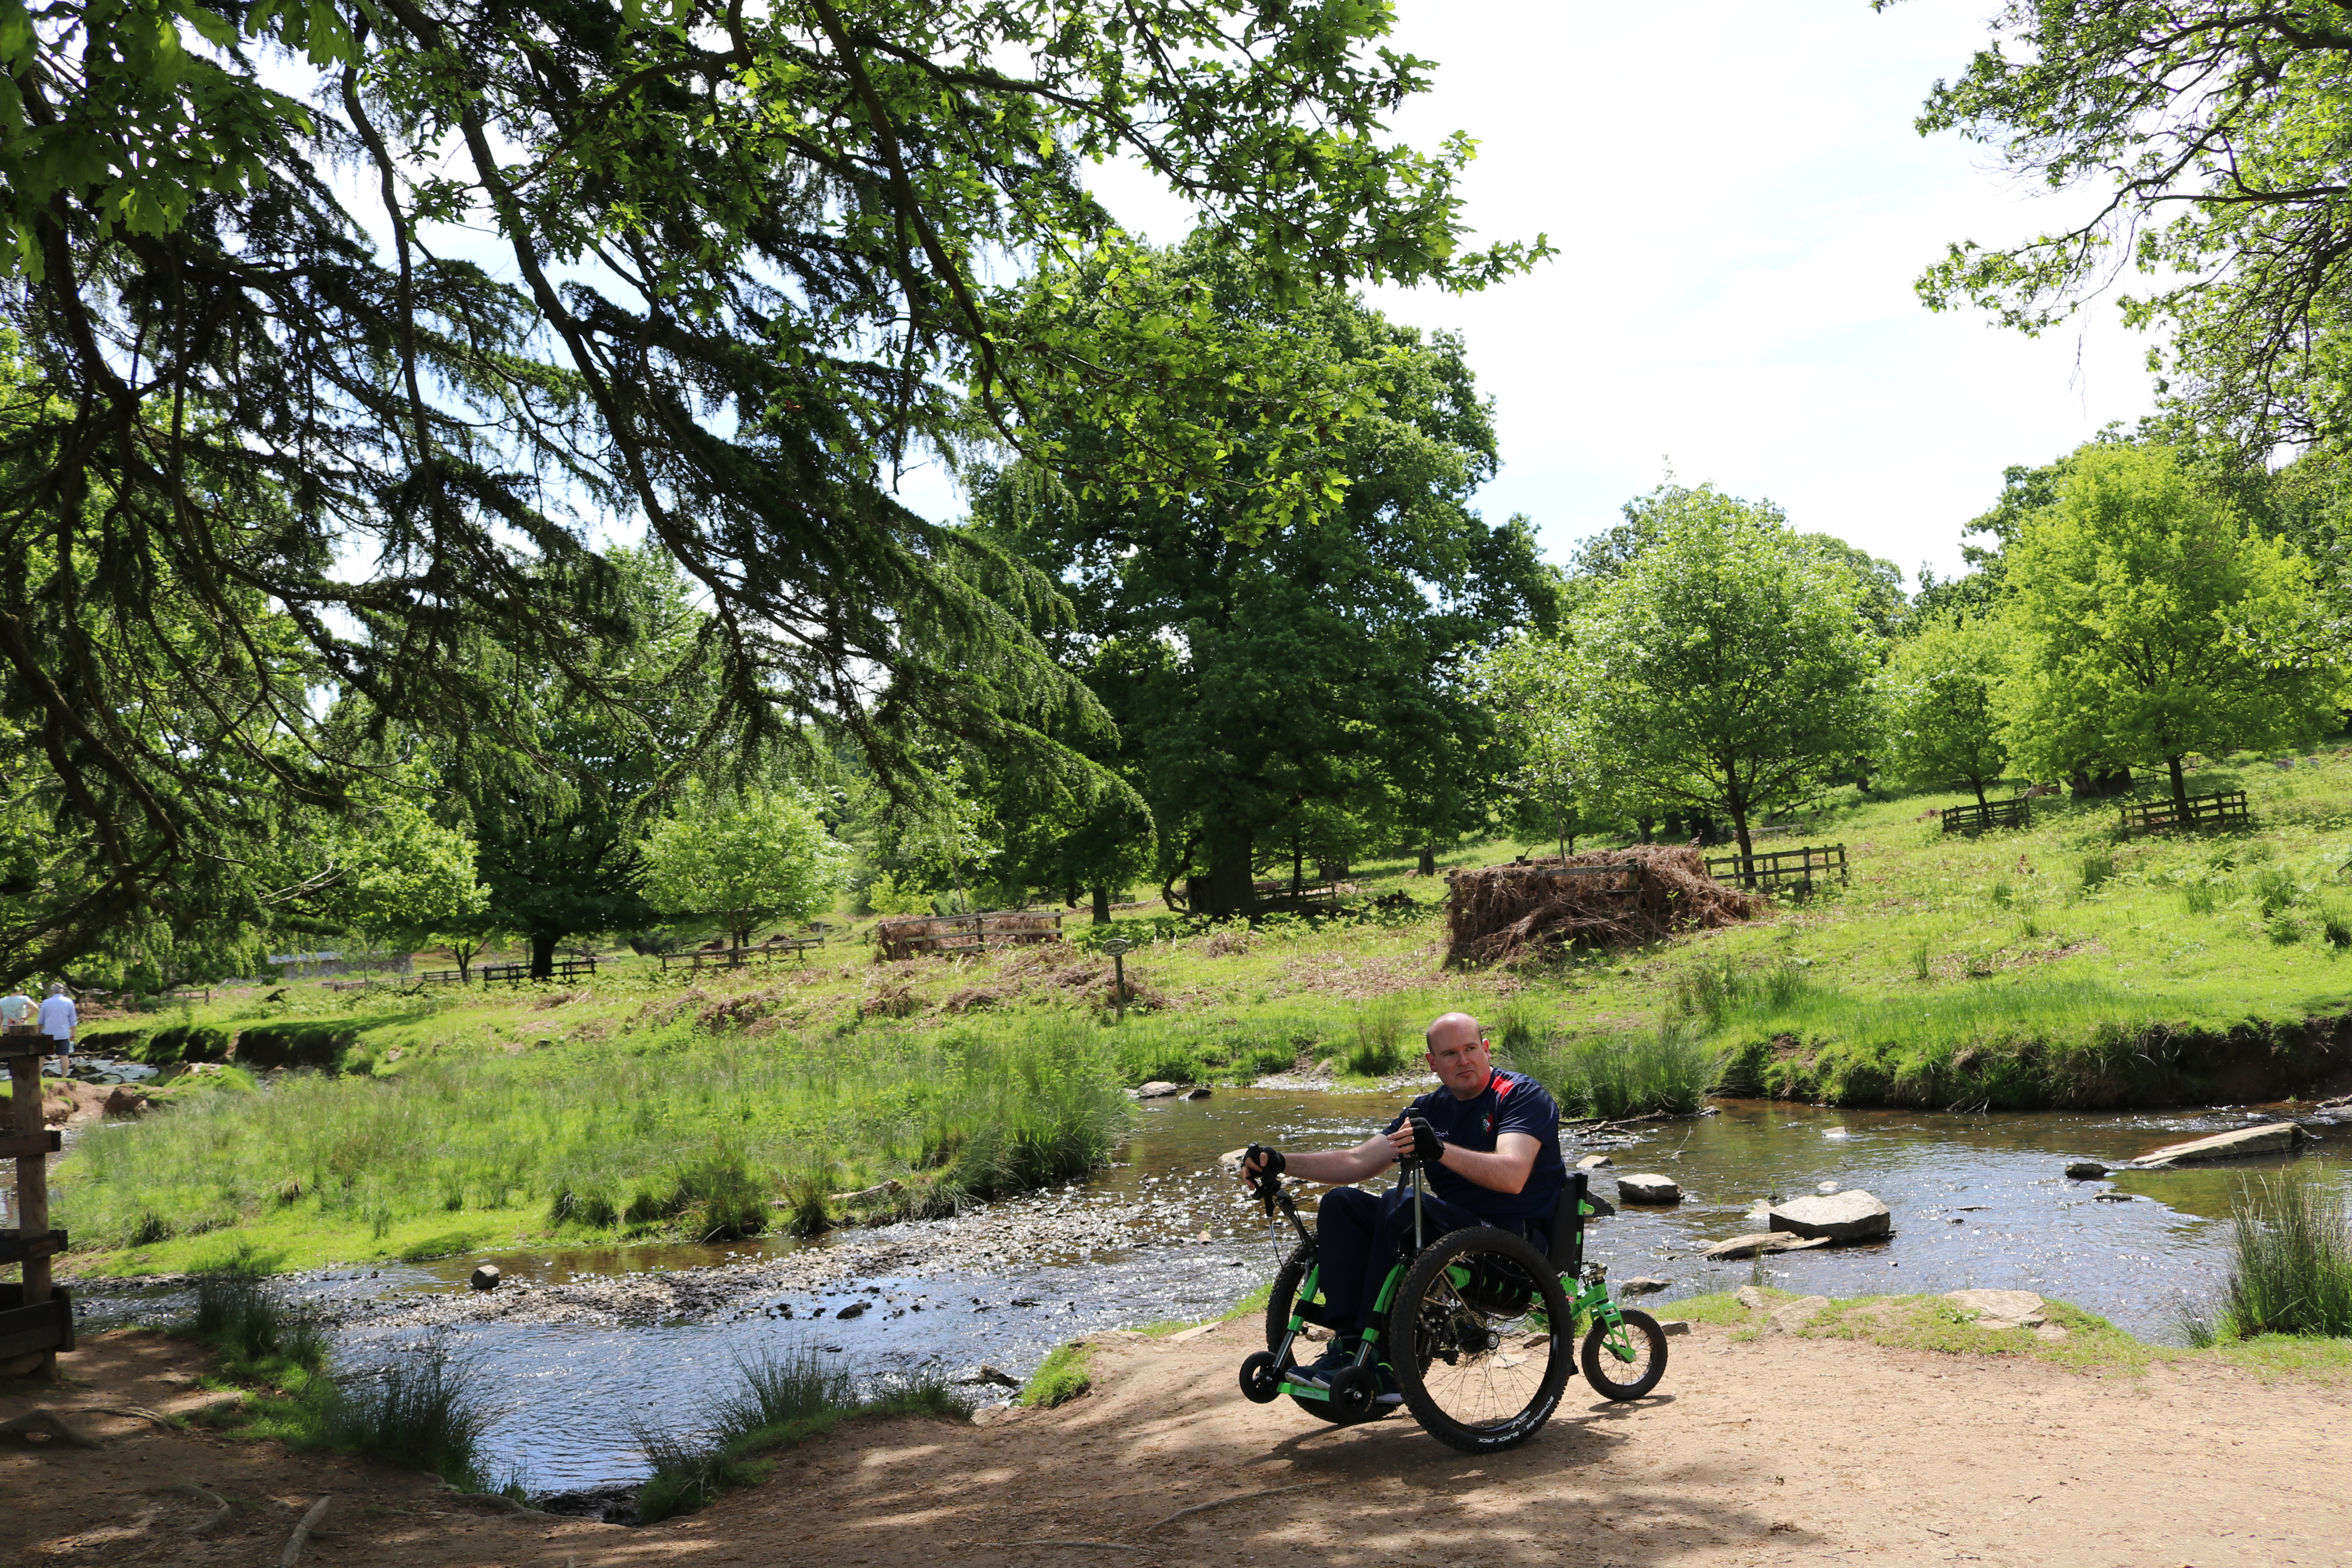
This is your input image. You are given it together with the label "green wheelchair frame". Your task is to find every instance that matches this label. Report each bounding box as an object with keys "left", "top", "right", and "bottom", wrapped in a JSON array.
[{"left": 1238, "top": 1148, "right": 1668, "bottom": 1452}]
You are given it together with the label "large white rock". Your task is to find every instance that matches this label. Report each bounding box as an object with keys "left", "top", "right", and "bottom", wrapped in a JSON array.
[
  {"left": 1768, "top": 1189, "right": 1891, "bottom": 1241},
  {"left": 1617, "top": 1173, "right": 1682, "bottom": 1205},
  {"left": 2131, "top": 1122, "right": 2301, "bottom": 1168}
]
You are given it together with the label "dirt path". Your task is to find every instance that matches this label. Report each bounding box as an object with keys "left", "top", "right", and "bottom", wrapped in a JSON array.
[{"left": 9, "top": 1321, "right": 2352, "bottom": 1566}]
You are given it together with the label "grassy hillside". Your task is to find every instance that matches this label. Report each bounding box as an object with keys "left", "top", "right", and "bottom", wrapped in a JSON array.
[{"left": 35, "top": 737, "right": 2352, "bottom": 1277}]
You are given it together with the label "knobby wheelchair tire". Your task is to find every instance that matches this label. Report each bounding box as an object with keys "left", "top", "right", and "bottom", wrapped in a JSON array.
[
  {"left": 1387, "top": 1226, "right": 1573, "bottom": 1454},
  {"left": 1580, "top": 1307, "right": 1668, "bottom": 1401}
]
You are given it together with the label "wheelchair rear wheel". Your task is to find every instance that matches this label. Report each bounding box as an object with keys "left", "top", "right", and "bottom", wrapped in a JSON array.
[{"left": 1387, "top": 1225, "right": 1573, "bottom": 1454}]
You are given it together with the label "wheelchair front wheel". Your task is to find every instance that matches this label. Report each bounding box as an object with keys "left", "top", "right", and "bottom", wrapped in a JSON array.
[
  {"left": 1581, "top": 1307, "right": 1668, "bottom": 1401},
  {"left": 1387, "top": 1225, "right": 1573, "bottom": 1454},
  {"left": 1265, "top": 1235, "right": 1356, "bottom": 1425},
  {"left": 1238, "top": 1350, "right": 1283, "bottom": 1403}
]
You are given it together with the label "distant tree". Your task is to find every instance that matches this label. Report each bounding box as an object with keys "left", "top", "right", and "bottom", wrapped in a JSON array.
[
  {"left": 972, "top": 252, "right": 1554, "bottom": 917},
  {"left": 640, "top": 784, "right": 848, "bottom": 949},
  {"left": 321, "top": 787, "right": 490, "bottom": 954},
  {"left": 450, "top": 548, "right": 712, "bottom": 976},
  {"left": 1568, "top": 484, "right": 1881, "bottom": 864},
  {"left": 1471, "top": 632, "right": 1585, "bottom": 862},
  {"left": 2001, "top": 443, "right": 2346, "bottom": 811},
  {"left": 1884, "top": 615, "right": 2011, "bottom": 806}
]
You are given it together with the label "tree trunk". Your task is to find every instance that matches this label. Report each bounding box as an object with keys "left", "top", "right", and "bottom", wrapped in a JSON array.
[
  {"left": 1291, "top": 838, "right": 1303, "bottom": 894},
  {"left": 1196, "top": 829, "right": 1256, "bottom": 918},
  {"left": 529, "top": 930, "right": 558, "bottom": 980},
  {"left": 1731, "top": 814, "right": 1755, "bottom": 883},
  {"left": 2167, "top": 753, "right": 2189, "bottom": 812},
  {"left": 1091, "top": 885, "right": 1111, "bottom": 925},
  {"left": 1636, "top": 815, "right": 1655, "bottom": 845},
  {"left": 1417, "top": 844, "right": 1436, "bottom": 877},
  {"left": 1971, "top": 776, "right": 1989, "bottom": 809}
]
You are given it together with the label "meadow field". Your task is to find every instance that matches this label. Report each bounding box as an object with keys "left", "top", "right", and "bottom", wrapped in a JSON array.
[{"left": 29, "top": 740, "right": 2352, "bottom": 1277}]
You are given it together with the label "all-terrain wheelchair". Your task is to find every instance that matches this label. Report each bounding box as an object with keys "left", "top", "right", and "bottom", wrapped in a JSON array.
[{"left": 1236, "top": 1146, "right": 1668, "bottom": 1454}]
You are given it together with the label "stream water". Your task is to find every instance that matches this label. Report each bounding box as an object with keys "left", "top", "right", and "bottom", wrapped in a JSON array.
[{"left": 55, "top": 1086, "right": 2350, "bottom": 1498}]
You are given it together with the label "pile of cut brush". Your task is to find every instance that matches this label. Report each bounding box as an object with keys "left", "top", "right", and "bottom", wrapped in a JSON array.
[{"left": 1444, "top": 845, "right": 1766, "bottom": 965}]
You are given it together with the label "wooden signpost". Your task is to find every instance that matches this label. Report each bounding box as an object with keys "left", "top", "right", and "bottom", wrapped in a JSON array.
[
  {"left": 1102, "top": 938, "right": 1134, "bottom": 1020},
  {"left": 1, "top": 1031, "right": 71, "bottom": 1381}
]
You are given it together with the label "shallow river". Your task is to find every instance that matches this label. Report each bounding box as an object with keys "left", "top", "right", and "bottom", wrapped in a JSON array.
[{"left": 64, "top": 1087, "right": 2348, "bottom": 1497}]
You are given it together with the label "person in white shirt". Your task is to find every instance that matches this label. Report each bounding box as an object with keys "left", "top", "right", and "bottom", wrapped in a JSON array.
[
  {"left": 0, "top": 988, "right": 32, "bottom": 1032},
  {"left": 35, "top": 984, "right": 76, "bottom": 1056}
]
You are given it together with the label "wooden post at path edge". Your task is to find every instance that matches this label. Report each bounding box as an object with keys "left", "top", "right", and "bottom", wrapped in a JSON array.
[
  {"left": 1102, "top": 938, "right": 1134, "bottom": 1022},
  {"left": 1, "top": 1032, "right": 71, "bottom": 1382}
]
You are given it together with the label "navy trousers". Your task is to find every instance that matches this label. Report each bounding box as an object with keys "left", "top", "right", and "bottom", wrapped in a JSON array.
[{"left": 1314, "top": 1184, "right": 1539, "bottom": 1337}]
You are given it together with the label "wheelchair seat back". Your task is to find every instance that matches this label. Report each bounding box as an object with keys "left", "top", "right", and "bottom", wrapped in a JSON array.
[{"left": 1547, "top": 1170, "right": 1588, "bottom": 1273}]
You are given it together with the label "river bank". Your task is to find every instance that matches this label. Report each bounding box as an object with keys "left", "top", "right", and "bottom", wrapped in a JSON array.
[{"left": 12, "top": 1305, "right": 2352, "bottom": 1568}]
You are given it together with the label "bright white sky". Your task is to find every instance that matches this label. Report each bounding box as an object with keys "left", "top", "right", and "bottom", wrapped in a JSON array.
[{"left": 900, "top": 0, "right": 2162, "bottom": 587}]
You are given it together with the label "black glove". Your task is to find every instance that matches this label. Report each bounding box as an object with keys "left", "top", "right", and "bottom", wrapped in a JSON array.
[
  {"left": 1407, "top": 1116, "right": 1444, "bottom": 1162},
  {"left": 1245, "top": 1144, "right": 1285, "bottom": 1182}
]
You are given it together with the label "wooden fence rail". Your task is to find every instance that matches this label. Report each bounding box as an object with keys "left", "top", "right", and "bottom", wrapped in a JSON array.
[
  {"left": 478, "top": 956, "right": 601, "bottom": 985},
  {"left": 2118, "top": 790, "right": 2250, "bottom": 837},
  {"left": 875, "top": 911, "right": 1065, "bottom": 960},
  {"left": 1, "top": 1028, "right": 73, "bottom": 1380},
  {"left": 1703, "top": 844, "right": 1849, "bottom": 894},
  {"left": 656, "top": 938, "right": 826, "bottom": 974},
  {"left": 1941, "top": 798, "right": 2033, "bottom": 837}
]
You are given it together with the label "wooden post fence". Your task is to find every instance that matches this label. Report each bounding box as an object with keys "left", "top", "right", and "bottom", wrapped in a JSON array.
[
  {"left": 2117, "top": 790, "right": 2250, "bottom": 837},
  {"left": 1940, "top": 798, "right": 2032, "bottom": 837},
  {"left": 1, "top": 1029, "right": 71, "bottom": 1381},
  {"left": 1702, "top": 844, "right": 1850, "bottom": 895}
]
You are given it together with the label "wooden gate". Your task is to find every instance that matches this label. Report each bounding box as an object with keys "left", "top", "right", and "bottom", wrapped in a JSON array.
[{"left": 2, "top": 1031, "right": 72, "bottom": 1380}]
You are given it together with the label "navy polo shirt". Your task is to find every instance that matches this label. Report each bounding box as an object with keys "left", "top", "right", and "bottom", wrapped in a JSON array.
[{"left": 1384, "top": 1069, "right": 1566, "bottom": 1223}]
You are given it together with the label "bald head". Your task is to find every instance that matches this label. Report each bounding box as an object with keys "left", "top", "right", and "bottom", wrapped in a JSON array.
[{"left": 1425, "top": 1012, "right": 1481, "bottom": 1050}]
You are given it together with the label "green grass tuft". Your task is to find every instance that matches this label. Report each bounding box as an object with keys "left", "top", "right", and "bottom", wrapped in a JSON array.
[
  {"left": 633, "top": 1348, "right": 969, "bottom": 1524},
  {"left": 1017, "top": 1341, "right": 1093, "bottom": 1409}
]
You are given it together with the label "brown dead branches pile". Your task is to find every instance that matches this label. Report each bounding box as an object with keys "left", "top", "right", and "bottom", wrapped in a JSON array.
[{"left": 1444, "top": 846, "right": 1766, "bottom": 965}]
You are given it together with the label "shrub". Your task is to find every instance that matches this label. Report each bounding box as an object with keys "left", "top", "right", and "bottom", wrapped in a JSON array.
[
  {"left": 2218, "top": 1172, "right": 2352, "bottom": 1339},
  {"left": 2077, "top": 851, "right": 2117, "bottom": 891}
]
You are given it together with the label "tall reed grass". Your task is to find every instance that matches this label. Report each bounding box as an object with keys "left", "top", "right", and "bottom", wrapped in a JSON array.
[
  {"left": 180, "top": 1274, "right": 493, "bottom": 1488},
  {"left": 2215, "top": 1172, "right": 2352, "bottom": 1339},
  {"left": 64, "top": 1023, "right": 1130, "bottom": 1250},
  {"left": 1509, "top": 1020, "right": 1722, "bottom": 1119}
]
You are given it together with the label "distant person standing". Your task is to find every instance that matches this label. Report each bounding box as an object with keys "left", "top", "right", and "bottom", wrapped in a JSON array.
[
  {"left": 0, "top": 985, "right": 32, "bottom": 1034},
  {"left": 35, "top": 983, "right": 76, "bottom": 1056}
]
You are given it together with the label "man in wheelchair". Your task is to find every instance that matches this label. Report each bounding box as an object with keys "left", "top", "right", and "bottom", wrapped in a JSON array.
[{"left": 1238, "top": 1011, "right": 1565, "bottom": 1401}]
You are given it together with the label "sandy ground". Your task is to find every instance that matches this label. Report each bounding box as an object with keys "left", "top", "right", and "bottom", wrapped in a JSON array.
[{"left": 7, "top": 1320, "right": 2352, "bottom": 1567}]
